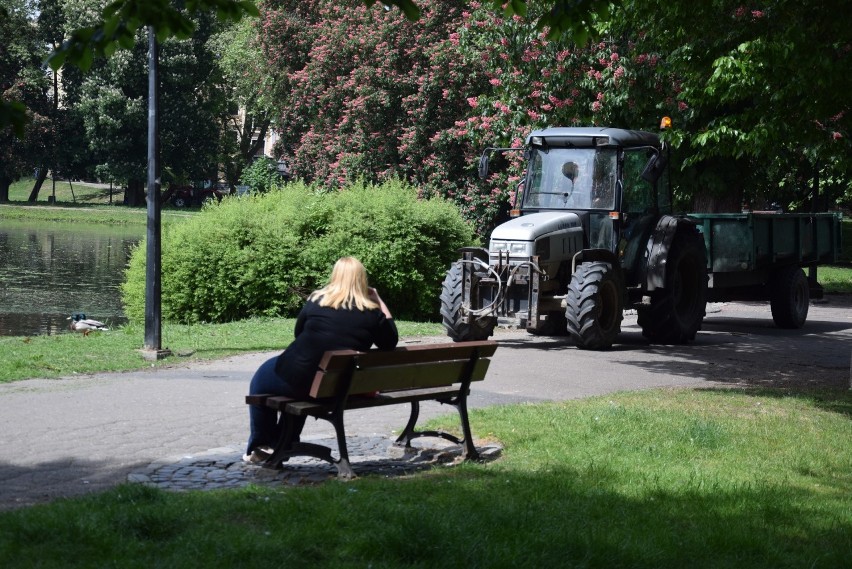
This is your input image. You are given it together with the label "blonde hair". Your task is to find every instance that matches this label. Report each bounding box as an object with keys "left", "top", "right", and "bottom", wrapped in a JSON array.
[{"left": 309, "top": 257, "right": 380, "bottom": 311}]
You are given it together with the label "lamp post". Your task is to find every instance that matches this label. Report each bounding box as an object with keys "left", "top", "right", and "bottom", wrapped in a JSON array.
[{"left": 142, "top": 26, "right": 171, "bottom": 360}]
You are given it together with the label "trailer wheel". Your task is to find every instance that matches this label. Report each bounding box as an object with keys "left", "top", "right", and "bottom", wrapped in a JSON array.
[
  {"left": 172, "top": 196, "right": 189, "bottom": 208},
  {"left": 770, "top": 266, "right": 809, "bottom": 329},
  {"left": 565, "top": 261, "right": 623, "bottom": 350},
  {"left": 638, "top": 228, "right": 707, "bottom": 344},
  {"left": 440, "top": 261, "right": 495, "bottom": 342}
]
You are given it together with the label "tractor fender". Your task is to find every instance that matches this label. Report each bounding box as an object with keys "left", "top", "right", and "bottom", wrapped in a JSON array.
[
  {"left": 571, "top": 248, "right": 625, "bottom": 292},
  {"left": 571, "top": 248, "right": 621, "bottom": 275},
  {"left": 644, "top": 216, "right": 699, "bottom": 291}
]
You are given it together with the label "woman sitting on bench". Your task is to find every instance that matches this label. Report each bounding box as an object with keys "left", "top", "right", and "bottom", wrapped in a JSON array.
[{"left": 244, "top": 256, "right": 398, "bottom": 463}]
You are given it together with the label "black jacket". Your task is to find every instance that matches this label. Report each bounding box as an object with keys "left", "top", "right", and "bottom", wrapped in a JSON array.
[{"left": 274, "top": 299, "right": 398, "bottom": 397}]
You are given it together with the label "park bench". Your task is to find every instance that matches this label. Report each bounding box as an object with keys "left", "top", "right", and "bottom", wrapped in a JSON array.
[{"left": 244, "top": 340, "right": 498, "bottom": 479}]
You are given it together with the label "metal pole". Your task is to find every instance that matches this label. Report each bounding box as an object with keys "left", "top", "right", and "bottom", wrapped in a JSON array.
[{"left": 143, "top": 26, "right": 168, "bottom": 358}]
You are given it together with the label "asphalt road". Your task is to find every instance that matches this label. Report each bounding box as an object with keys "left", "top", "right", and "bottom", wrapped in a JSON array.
[{"left": 1, "top": 297, "right": 850, "bottom": 510}]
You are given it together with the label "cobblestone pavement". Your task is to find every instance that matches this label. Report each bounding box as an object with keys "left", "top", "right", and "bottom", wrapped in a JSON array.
[{"left": 128, "top": 436, "right": 503, "bottom": 491}]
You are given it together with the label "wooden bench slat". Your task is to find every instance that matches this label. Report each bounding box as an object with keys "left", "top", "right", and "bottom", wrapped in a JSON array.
[
  {"left": 317, "top": 341, "right": 498, "bottom": 372},
  {"left": 310, "top": 359, "right": 490, "bottom": 398},
  {"left": 286, "top": 386, "right": 462, "bottom": 415}
]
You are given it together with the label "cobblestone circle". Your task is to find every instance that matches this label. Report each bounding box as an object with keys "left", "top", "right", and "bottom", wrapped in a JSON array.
[{"left": 128, "top": 436, "right": 503, "bottom": 491}]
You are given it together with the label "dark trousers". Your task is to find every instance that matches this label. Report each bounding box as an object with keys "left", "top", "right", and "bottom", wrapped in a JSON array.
[{"left": 246, "top": 356, "right": 304, "bottom": 454}]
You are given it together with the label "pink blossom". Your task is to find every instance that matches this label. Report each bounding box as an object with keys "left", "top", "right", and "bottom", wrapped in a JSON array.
[
  {"left": 832, "top": 131, "right": 843, "bottom": 140},
  {"left": 592, "top": 101, "right": 601, "bottom": 112},
  {"left": 489, "top": 78, "right": 502, "bottom": 86},
  {"left": 528, "top": 110, "right": 540, "bottom": 120},
  {"left": 751, "top": 10, "right": 764, "bottom": 18},
  {"left": 467, "top": 97, "right": 479, "bottom": 108},
  {"left": 678, "top": 101, "right": 689, "bottom": 111},
  {"left": 610, "top": 52, "right": 619, "bottom": 62}
]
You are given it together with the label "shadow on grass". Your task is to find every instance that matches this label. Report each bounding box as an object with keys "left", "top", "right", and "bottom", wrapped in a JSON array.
[{"left": 1, "top": 462, "right": 849, "bottom": 568}]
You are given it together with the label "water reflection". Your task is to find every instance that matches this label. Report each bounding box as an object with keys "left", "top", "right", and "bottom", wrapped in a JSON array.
[{"left": 0, "top": 219, "right": 142, "bottom": 336}]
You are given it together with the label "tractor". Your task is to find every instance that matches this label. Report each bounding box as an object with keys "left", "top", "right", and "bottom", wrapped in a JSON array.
[{"left": 440, "top": 125, "right": 708, "bottom": 349}]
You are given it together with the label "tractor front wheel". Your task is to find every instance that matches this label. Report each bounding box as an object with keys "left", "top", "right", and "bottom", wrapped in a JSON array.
[
  {"left": 440, "top": 261, "right": 496, "bottom": 342},
  {"left": 565, "top": 261, "right": 623, "bottom": 350}
]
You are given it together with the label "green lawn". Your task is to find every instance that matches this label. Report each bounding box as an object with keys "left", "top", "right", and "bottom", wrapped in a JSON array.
[
  {"left": 7, "top": 176, "right": 124, "bottom": 206},
  {"left": 0, "top": 388, "right": 848, "bottom": 568},
  {"left": 0, "top": 318, "right": 444, "bottom": 383}
]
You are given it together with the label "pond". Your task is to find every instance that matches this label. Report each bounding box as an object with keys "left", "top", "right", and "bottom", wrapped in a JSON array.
[{"left": 0, "top": 219, "right": 143, "bottom": 337}]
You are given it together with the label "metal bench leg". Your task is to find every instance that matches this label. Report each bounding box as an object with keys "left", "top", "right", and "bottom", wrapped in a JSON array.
[
  {"left": 457, "top": 395, "right": 480, "bottom": 461},
  {"left": 330, "top": 411, "right": 356, "bottom": 480},
  {"left": 393, "top": 401, "right": 421, "bottom": 448}
]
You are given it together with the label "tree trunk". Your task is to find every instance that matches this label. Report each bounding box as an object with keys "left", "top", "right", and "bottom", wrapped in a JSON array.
[
  {"left": 125, "top": 179, "right": 145, "bottom": 206},
  {"left": 0, "top": 178, "right": 10, "bottom": 203},
  {"left": 691, "top": 191, "right": 742, "bottom": 213},
  {"left": 27, "top": 167, "right": 49, "bottom": 202}
]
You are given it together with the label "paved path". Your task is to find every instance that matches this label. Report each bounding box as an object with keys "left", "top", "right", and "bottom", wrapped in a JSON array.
[{"left": 1, "top": 298, "right": 850, "bottom": 510}]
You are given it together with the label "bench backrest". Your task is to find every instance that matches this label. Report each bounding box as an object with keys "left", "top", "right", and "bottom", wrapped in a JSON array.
[{"left": 309, "top": 340, "right": 498, "bottom": 399}]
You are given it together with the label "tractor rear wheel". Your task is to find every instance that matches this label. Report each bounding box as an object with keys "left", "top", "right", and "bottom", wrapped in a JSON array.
[
  {"left": 638, "top": 227, "right": 707, "bottom": 344},
  {"left": 440, "top": 261, "right": 495, "bottom": 342},
  {"left": 565, "top": 261, "right": 623, "bottom": 350},
  {"left": 770, "top": 265, "right": 809, "bottom": 329}
]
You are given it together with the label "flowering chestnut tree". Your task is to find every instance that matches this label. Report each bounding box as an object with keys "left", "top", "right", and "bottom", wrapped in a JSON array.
[
  {"left": 258, "top": 1, "right": 493, "bottom": 226},
  {"left": 257, "top": 0, "right": 671, "bottom": 234}
]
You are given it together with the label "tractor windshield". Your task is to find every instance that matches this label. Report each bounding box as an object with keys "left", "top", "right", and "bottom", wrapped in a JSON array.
[{"left": 524, "top": 148, "right": 617, "bottom": 210}]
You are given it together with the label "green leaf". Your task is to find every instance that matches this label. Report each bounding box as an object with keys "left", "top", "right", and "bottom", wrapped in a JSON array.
[{"left": 78, "top": 46, "right": 94, "bottom": 72}]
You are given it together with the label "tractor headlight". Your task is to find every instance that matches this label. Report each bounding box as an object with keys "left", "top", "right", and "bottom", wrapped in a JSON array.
[{"left": 490, "top": 240, "right": 533, "bottom": 256}]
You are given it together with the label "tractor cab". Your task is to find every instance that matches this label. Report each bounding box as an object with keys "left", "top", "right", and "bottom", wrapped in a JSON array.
[{"left": 515, "top": 127, "right": 671, "bottom": 256}]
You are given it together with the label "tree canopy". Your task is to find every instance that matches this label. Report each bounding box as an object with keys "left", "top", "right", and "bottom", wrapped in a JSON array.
[{"left": 2, "top": 0, "right": 848, "bottom": 222}]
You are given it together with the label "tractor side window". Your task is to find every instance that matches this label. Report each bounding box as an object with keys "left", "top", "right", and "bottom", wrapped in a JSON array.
[
  {"left": 591, "top": 150, "right": 617, "bottom": 209},
  {"left": 622, "top": 149, "right": 658, "bottom": 214}
]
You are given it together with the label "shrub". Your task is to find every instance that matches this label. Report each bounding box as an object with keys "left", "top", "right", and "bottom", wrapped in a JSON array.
[
  {"left": 122, "top": 179, "right": 477, "bottom": 323},
  {"left": 239, "top": 156, "right": 282, "bottom": 193}
]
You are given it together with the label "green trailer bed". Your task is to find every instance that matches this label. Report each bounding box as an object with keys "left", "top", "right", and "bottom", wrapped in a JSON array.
[{"left": 689, "top": 212, "right": 843, "bottom": 326}]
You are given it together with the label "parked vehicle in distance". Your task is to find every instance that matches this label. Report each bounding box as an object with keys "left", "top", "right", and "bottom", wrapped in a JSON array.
[{"left": 162, "top": 184, "right": 229, "bottom": 208}]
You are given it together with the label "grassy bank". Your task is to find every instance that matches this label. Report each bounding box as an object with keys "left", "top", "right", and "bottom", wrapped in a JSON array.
[
  {"left": 0, "top": 318, "right": 444, "bottom": 383},
  {"left": 6, "top": 177, "right": 122, "bottom": 206},
  {"left": 0, "top": 388, "right": 849, "bottom": 567},
  {"left": 1, "top": 178, "right": 194, "bottom": 225}
]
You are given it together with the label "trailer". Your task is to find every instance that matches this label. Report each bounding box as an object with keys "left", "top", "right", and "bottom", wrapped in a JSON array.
[{"left": 692, "top": 212, "right": 843, "bottom": 328}]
